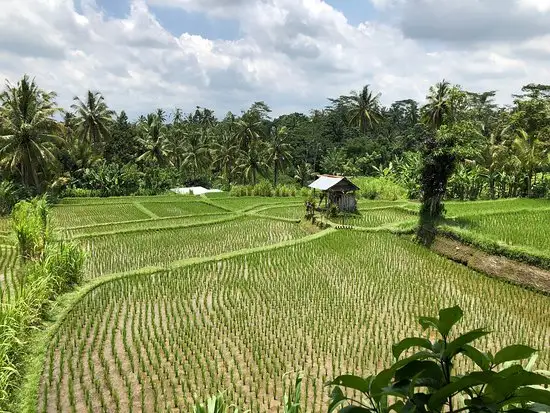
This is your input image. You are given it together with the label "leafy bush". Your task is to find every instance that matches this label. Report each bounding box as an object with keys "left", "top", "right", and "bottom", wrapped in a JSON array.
[
  {"left": 252, "top": 180, "right": 274, "bottom": 197},
  {"left": 62, "top": 188, "right": 97, "bottom": 198},
  {"left": 11, "top": 197, "right": 51, "bottom": 261},
  {"left": 0, "top": 199, "right": 86, "bottom": 410},
  {"left": 230, "top": 182, "right": 299, "bottom": 197},
  {"left": 328, "top": 305, "right": 550, "bottom": 413},
  {"left": 44, "top": 241, "right": 86, "bottom": 294},
  {"left": 0, "top": 181, "right": 21, "bottom": 216},
  {"left": 353, "top": 177, "right": 407, "bottom": 201}
]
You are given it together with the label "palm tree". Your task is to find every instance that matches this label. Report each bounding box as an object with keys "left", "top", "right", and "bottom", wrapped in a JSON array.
[
  {"left": 71, "top": 90, "right": 114, "bottom": 150},
  {"left": 0, "top": 75, "right": 61, "bottom": 190},
  {"left": 210, "top": 133, "right": 239, "bottom": 186},
  {"left": 341, "top": 85, "right": 382, "bottom": 133},
  {"left": 422, "top": 80, "right": 452, "bottom": 130},
  {"left": 165, "top": 125, "right": 186, "bottom": 169},
  {"left": 137, "top": 114, "right": 170, "bottom": 166},
  {"left": 512, "top": 129, "right": 548, "bottom": 196},
  {"left": 478, "top": 126, "right": 508, "bottom": 199},
  {"left": 235, "top": 142, "right": 268, "bottom": 185},
  {"left": 234, "top": 117, "right": 263, "bottom": 149},
  {"left": 267, "top": 126, "right": 293, "bottom": 186},
  {"left": 181, "top": 126, "right": 208, "bottom": 180},
  {"left": 294, "top": 162, "right": 313, "bottom": 186}
]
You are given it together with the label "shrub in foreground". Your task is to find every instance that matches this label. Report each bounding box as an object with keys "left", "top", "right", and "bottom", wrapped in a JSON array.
[{"left": 328, "top": 305, "right": 550, "bottom": 413}]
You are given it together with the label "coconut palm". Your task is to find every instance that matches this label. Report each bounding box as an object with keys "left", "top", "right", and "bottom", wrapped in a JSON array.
[
  {"left": 71, "top": 90, "right": 114, "bottom": 149},
  {"left": 0, "top": 75, "right": 61, "bottom": 190},
  {"left": 267, "top": 126, "right": 293, "bottom": 186},
  {"left": 181, "top": 127, "right": 208, "bottom": 180},
  {"left": 422, "top": 80, "right": 452, "bottom": 130},
  {"left": 294, "top": 162, "right": 314, "bottom": 187},
  {"left": 234, "top": 117, "right": 264, "bottom": 149},
  {"left": 165, "top": 125, "right": 186, "bottom": 169},
  {"left": 137, "top": 114, "right": 170, "bottom": 166},
  {"left": 210, "top": 133, "right": 239, "bottom": 186},
  {"left": 341, "top": 85, "right": 382, "bottom": 133},
  {"left": 478, "top": 126, "right": 508, "bottom": 199},
  {"left": 235, "top": 142, "right": 268, "bottom": 185},
  {"left": 512, "top": 129, "right": 548, "bottom": 196}
]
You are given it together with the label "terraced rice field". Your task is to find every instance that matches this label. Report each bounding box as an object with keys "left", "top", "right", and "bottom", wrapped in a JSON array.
[
  {"left": 455, "top": 208, "right": 550, "bottom": 252},
  {"left": 208, "top": 197, "right": 300, "bottom": 212},
  {"left": 82, "top": 216, "right": 312, "bottom": 279},
  {"left": 38, "top": 231, "right": 550, "bottom": 413},
  {"left": 338, "top": 207, "right": 416, "bottom": 228},
  {"left": 139, "top": 200, "right": 227, "bottom": 217},
  {"left": 445, "top": 198, "right": 550, "bottom": 216},
  {"left": 0, "top": 244, "right": 19, "bottom": 302},
  {"left": 51, "top": 204, "right": 151, "bottom": 227},
  {"left": 12, "top": 195, "right": 550, "bottom": 412}
]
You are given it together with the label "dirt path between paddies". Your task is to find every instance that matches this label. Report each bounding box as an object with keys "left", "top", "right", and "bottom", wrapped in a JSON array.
[{"left": 430, "top": 235, "right": 550, "bottom": 295}]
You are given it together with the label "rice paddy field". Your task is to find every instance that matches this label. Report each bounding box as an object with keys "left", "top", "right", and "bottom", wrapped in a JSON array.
[{"left": 8, "top": 195, "right": 550, "bottom": 412}]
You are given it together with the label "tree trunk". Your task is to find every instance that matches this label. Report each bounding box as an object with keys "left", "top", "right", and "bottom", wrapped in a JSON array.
[{"left": 273, "top": 163, "right": 278, "bottom": 187}]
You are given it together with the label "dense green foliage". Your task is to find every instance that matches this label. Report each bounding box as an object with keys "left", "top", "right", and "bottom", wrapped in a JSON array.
[{"left": 2, "top": 76, "right": 550, "bottom": 212}]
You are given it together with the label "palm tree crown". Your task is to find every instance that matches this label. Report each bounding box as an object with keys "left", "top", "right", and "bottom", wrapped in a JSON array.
[
  {"left": 341, "top": 85, "right": 382, "bottom": 134},
  {"left": 422, "top": 80, "right": 452, "bottom": 130},
  {"left": 267, "top": 126, "right": 293, "bottom": 186},
  {"left": 0, "top": 75, "right": 61, "bottom": 190},
  {"left": 137, "top": 113, "right": 170, "bottom": 166},
  {"left": 71, "top": 90, "right": 114, "bottom": 148}
]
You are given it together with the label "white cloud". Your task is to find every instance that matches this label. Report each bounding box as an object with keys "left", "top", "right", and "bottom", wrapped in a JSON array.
[{"left": 0, "top": 0, "right": 549, "bottom": 118}]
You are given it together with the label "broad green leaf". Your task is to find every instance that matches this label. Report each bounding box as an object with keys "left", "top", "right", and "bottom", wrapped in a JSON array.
[
  {"left": 428, "top": 371, "right": 496, "bottom": 410},
  {"left": 444, "top": 328, "right": 490, "bottom": 358},
  {"left": 392, "top": 337, "right": 433, "bottom": 359},
  {"left": 462, "top": 345, "right": 491, "bottom": 371},
  {"left": 484, "top": 367, "right": 550, "bottom": 400},
  {"left": 328, "top": 375, "right": 370, "bottom": 393},
  {"left": 438, "top": 306, "right": 463, "bottom": 337},
  {"left": 418, "top": 316, "right": 439, "bottom": 332},
  {"left": 382, "top": 379, "right": 412, "bottom": 398},
  {"left": 370, "top": 368, "right": 394, "bottom": 400},
  {"left": 493, "top": 345, "right": 538, "bottom": 365},
  {"left": 339, "top": 406, "right": 373, "bottom": 413},
  {"left": 508, "top": 387, "right": 550, "bottom": 406},
  {"left": 395, "top": 360, "right": 443, "bottom": 384},
  {"left": 328, "top": 386, "right": 347, "bottom": 413}
]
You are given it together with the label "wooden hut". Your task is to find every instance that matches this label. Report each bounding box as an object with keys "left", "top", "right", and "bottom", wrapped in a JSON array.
[{"left": 308, "top": 175, "right": 359, "bottom": 212}]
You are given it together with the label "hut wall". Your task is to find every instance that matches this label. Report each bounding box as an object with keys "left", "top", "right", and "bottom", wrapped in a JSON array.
[{"left": 338, "top": 193, "right": 357, "bottom": 212}]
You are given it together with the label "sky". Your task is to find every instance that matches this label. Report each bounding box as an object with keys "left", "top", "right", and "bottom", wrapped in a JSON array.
[{"left": 1, "top": 0, "right": 550, "bottom": 119}]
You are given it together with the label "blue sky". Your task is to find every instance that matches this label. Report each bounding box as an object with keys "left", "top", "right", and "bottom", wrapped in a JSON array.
[
  {"left": 2, "top": 0, "right": 550, "bottom": 117},
  {"left": 95, "top": 0, "right": 381, "bottom": 39}
]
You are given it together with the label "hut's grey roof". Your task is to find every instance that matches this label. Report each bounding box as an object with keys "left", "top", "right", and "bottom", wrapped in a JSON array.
[{"left": 308, "top": 175, "right": 359, "bottom": 191}]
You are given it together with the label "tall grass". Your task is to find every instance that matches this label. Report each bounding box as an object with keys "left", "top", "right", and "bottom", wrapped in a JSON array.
[{"left": 0, "top": 199, "right": 85, "bottom": 410}]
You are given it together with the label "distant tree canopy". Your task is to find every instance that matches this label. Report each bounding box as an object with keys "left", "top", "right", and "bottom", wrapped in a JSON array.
[{"left": 1, "top": 75, "right": 550, "bottom": 203}]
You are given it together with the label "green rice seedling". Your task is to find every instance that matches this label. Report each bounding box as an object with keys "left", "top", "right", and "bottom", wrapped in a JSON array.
[
  {"left": 208, "top": 197, "right": 300, "bottom": 212},
  {"left": 35, "top": 231, "right": 550, "bottom": 412},
  {"left": 445, "top": 198, "right": 550, "bottom": 217},
  {"left": 51, "top": 204, "right": 150, "bottom": 228},
  {"left": 81, "top": 217, "right": 311, "bottom": 278},
  {"left": 139, "top": 201, "right": 227, "bottom": 217},
  {"left": 449, "top": 209, "right": 550, "bottom": 253},
  {"left": 339, "top": 207, "right": 417, "bottom": 228}
]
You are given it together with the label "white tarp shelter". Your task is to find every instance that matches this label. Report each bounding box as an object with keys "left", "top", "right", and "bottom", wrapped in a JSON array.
[{"left": 170, "top": 187, "right": 223, "bottom": 196}]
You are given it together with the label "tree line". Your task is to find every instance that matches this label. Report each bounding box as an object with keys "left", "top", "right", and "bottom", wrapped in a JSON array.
[{"left": 1, "top": 75, "right": 549, "bottom": 205}]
